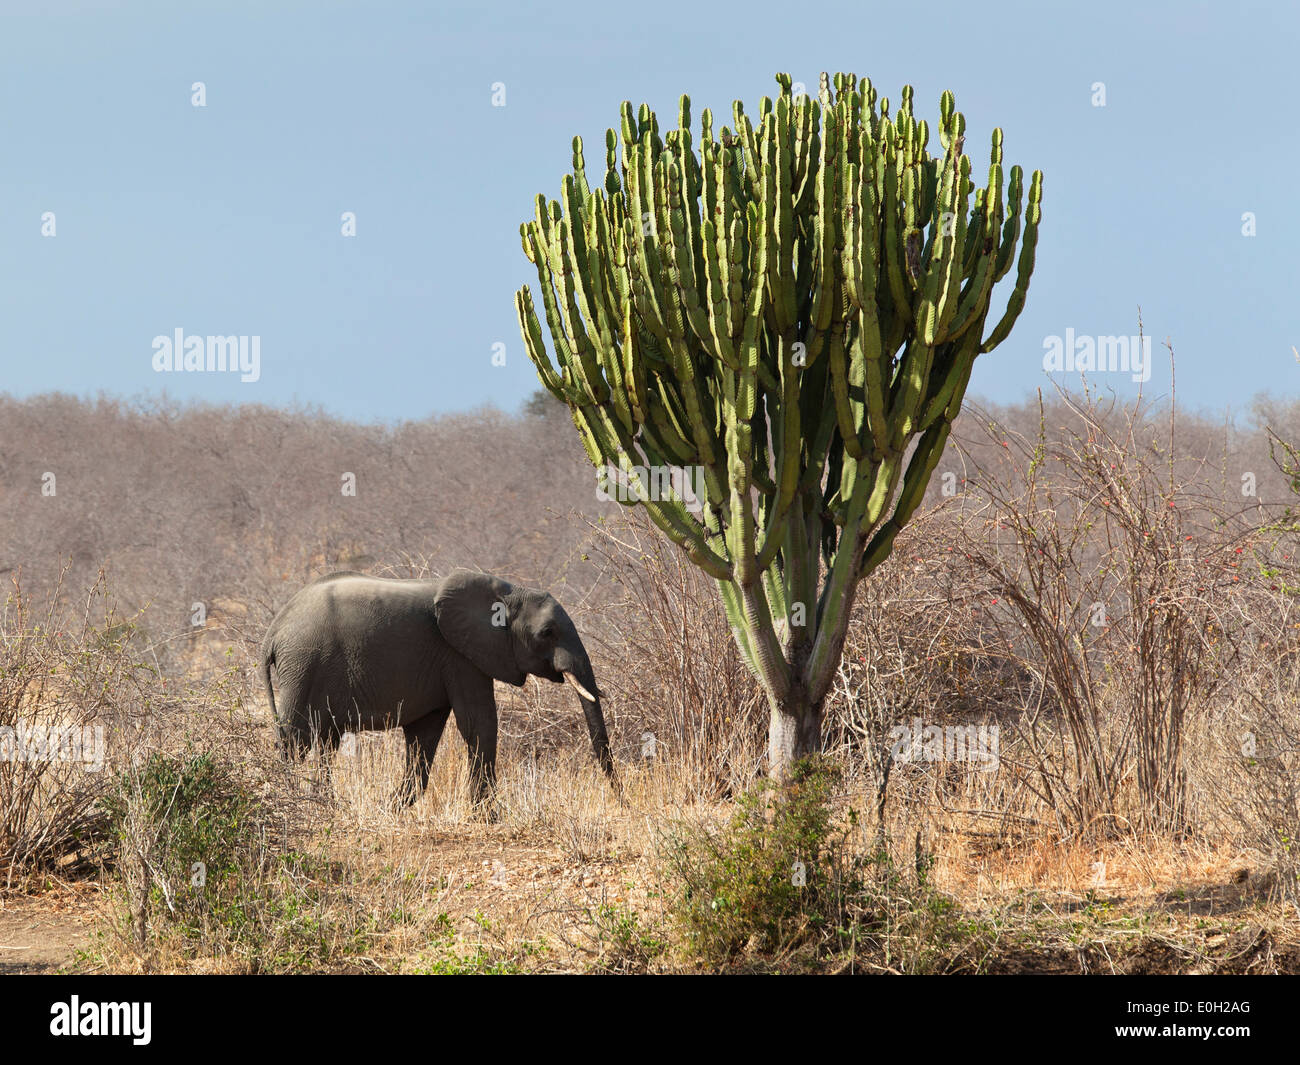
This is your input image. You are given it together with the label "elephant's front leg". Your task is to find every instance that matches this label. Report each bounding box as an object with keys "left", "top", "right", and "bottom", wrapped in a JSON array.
[
  {"left": 450, "top": 675, "right": 498, "bottom": 817},
  {"left": 397, "top": 708, "right": 451, "bottom": 808}
]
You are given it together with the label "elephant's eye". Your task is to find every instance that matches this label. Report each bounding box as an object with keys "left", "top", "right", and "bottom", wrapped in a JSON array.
[{"left": 539, "top": 624, "right": 555, "bottom": 641}]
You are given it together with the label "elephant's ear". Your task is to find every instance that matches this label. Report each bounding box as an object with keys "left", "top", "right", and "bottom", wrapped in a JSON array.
[{"left": 433, "top": 570, "right": 527, "bottom": 687}]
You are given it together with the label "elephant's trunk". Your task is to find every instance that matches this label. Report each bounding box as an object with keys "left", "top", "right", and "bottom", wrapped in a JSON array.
[
  {"left": 579, "top": 691, "right": 616, "bottom": 784},
  {"left": 557, "top": 647, "right": 616, "bottom": 786}
]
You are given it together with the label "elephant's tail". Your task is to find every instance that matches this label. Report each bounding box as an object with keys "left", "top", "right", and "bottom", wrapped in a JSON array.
[{"left": 260, "top": 643, "right": 277, "bottom": 723}]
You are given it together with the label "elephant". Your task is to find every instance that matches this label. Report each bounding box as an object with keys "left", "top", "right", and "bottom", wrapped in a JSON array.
[{"left": 259, "top": 569, "right": 616, "bottom": 808}]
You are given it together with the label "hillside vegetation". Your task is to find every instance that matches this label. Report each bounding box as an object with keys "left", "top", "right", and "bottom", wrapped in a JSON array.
[{"left": 1, "top": 385, "right": 1298, "bottom": 973}]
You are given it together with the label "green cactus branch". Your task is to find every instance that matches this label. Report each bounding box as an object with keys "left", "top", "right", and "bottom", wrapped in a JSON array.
[{"left": 516, "top": 71, "right": 1043, "bottom": 770}]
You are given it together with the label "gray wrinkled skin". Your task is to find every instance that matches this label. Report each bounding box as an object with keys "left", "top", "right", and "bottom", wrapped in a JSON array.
[{"left": 260, "top": 569, "right": 615, "bottom": 810}]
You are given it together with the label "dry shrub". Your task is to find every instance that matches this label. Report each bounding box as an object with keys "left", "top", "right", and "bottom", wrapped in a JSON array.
[
  {"left": 7, "top": 386, "right": 1300, "bottom": 969},
  {"left": 826, "top": 515, "right": 1027, "bottom": 850},
  {"left": 96, "top": 745, "right": 401, "bottom": 974},
  {"left": 659, "top": 758, "right": 994, "bottom": 972},
  {"left": 949, "top": 384, "right": 1263, "bottom": 836},
  {"left": 0, "top": 569, "right": 359, "bottom": 969},
  {"left": 578, "top": 512, "right": 766, "bottom": 799},
  {"left": 811, "top": 377, "right": 1300, "bottom": 891},
  {"left": 0, "top": 569, "right": 153, "bottom": 885},
  {"left": 1196, "top": 681, "right": 1300, "bottom": 900},
  {"left": 1192, "top": 558, "right": 1300, "bottom": 898}
]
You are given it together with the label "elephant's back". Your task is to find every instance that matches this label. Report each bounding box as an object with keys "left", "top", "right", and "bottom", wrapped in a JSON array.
[
  {"left": 266, "top": 574, "right": 447, "bottom": 725},
  {"left": 272, "top": 574, "right": 438, "bottom": 645}
]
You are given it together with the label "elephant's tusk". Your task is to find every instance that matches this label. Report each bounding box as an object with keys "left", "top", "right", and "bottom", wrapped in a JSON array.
[{"left": 562, "top": 671, "right": 597, "bottom": 702}]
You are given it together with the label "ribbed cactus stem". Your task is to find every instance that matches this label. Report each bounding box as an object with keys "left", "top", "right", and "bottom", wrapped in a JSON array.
[{"left": 516, "top": 72, "right": 1044, "bottom": 773}]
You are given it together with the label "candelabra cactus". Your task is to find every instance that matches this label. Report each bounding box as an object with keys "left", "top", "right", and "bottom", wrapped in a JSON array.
[{"left": 516, "top": 72, "right": 1043, "bottom": 772}]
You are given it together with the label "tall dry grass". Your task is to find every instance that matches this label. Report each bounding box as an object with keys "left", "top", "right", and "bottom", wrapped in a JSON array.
[
  {"left": 0, "top": 569, "right": 147, "bottom": 886},
  {"left": 3, "top": 385, "right": 1300, "bottom": 972}
]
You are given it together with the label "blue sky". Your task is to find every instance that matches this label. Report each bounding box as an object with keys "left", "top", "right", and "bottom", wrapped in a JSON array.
[{"left": 0, "top": 0, "right": 1295, "bottom": 423}]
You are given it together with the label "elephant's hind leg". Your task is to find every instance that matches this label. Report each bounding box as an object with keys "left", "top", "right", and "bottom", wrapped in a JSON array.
[{"left": 397, "top": 708, "right": 451, "bottom": 808}]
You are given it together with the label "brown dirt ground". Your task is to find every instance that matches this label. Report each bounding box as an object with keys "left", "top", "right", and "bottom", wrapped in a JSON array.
[
  {"left": 4, "top": 771, "right": 1299, "bottom": 975},
  {"left": 0, "top": 886, "right": 99, "bottom": 974},
  {"left": 5, "top": 833, "right": 1299, "bottom": 974}
]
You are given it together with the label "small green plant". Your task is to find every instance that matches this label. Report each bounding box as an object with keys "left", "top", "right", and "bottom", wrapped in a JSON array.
[
  {"left": 661, "top": 757, "right": 993, "bottom": 971},
  {"left": 411, "top": 917, "right": 550, "bottom": 975},
  {"left": 106, "top": 752, "right": 251, "bottom": 884},
  {"left": 662, "top": 757, "right": 850, "bottom": 962},
  {"left": 414, "top": 945, "right": 528, "bottom": 975},
  {"left": 588, "top": 902, "right": 668, "bottom": 973},
  {"left": 97, "top": 750, "right": 396, "bottom": 972},
  {"left": 103, "top": 751, "right": 261, "bottom": 952}
]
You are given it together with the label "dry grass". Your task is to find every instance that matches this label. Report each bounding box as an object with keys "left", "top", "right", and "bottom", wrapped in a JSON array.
[
  {"left": 3, "top": 384, "right": 1299, "bottom": 973},
  {"left": 50, "top": 663, "right": 1296, "bottom": 973},
  {"left": 5, "top": 672, "right": 1296, "bottom": 973}
]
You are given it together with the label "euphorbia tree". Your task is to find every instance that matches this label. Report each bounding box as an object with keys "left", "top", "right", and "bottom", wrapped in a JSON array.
[{"left": 515, "top": 72, "right": 1042, "bottom": 772}]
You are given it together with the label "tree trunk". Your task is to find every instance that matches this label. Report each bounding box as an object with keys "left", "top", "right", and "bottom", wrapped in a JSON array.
[{"left": 768, "top": 683, "right": 824, "bottom": 776}]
